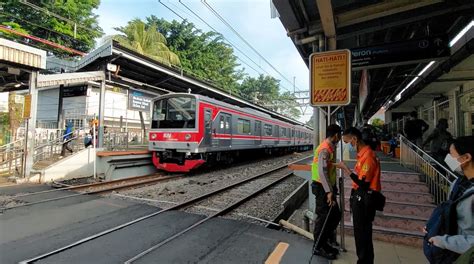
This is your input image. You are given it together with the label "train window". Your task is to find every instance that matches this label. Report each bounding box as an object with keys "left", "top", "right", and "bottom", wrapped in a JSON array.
[
  {"left": 219, "top": 116, "right": 225, "bottom": 129},
  {"left": 237, "top": 119, "right": 251, "bottom": 134},
  {"left": 281, "top": 127, "right": 286, "bottom": 137},
  {"left": 264, "top": 124, "right": 272, "bottom": 136},
  {"left": 152, "top": 96, "right": 196, "bottom": 129}
]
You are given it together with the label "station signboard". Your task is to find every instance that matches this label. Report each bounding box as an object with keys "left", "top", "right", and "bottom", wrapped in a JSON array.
[
  {"left": 128, "top": 89, "right": 155, "bottom": 111},
  {"left": 23, "top": 94, "right": 31, "bottom": 119},
  {"left": 310, "top": 49, "right": 351, "bottom": 106},
  {"left": 63, "top": 85, "right": 88, "bottom": 97},
  {"left": 351, "top": 35, "right": 450, "bottom": 70}
]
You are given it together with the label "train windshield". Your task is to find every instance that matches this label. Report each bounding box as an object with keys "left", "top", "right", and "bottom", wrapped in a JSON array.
[{"left": 152, "top": 96, "right": 196, "bottom": 129}]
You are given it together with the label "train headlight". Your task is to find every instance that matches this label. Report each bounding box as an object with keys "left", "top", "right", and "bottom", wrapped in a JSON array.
[
  {"left": 150, "top": 133, "right": 157, "bottom": 140},
  {"left": 185, "top": 134, "right": 192, "bottom": 141}
]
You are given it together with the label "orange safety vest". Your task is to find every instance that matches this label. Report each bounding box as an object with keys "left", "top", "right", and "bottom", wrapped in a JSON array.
[
  {"left": 353, "top": 145, "right": 382, "bottom": 192},
  {"left": 311, "top": 140, "right": 337, "bottom": 186}
]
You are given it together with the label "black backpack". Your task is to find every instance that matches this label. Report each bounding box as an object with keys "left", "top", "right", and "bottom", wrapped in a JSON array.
[{"left": 423, "top": 180, "right": 474, "bottom": 264}]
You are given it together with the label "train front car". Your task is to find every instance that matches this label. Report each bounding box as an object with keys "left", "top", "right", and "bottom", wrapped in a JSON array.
[{"left": 149, "top": 94, "right": 205, "bottom": 172}]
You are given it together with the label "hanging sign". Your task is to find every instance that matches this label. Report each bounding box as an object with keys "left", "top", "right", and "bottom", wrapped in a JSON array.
[{"left": 310, "top": 49, "right": 351, "bottom": 106}]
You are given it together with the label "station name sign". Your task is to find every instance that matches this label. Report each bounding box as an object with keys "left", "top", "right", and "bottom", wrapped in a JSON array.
[
  {"left": 310, "top": 49, "right": 351, "bottom": 106},
  {"left": 128, "top": 89, "right": 155, "bottom": 111},
  {"left": 351, "top": 35, "right": 450, "bottom": 70}
]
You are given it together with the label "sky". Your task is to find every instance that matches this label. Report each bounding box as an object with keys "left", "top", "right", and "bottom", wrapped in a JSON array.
[{"left": 95, "top": 0, "right": 311, "bottom": 122}]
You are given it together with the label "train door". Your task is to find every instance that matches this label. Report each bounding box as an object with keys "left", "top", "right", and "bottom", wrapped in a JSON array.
[
  {"left": 254, "top": 121, "right": 262, "bottom": 145},
  {"left": 218, "top": 113, "right": 232, "bottom": 148},
  {"left": 275, "top": 125, "right": 279, "bottom": 145},
  {"left": 292, "top": 128, "right": 295, "bottom": 146},
  {"left": 204, "top": 109, "right": 212, "bottom": 146}
]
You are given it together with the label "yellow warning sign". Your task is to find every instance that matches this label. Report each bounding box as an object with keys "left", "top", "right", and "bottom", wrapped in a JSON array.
[
  {"left": 23, "top": 94, "right": 31, "bottom": 119},
  {"left": 310, "top": 50, "right": 351, "bottom": 106}
]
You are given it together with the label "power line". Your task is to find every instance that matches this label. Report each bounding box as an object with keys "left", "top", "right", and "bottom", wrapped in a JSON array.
[
  {"left": 18, "top": 0, "right": 99, "bottom": 35},
  {"left": 176, "top": 1, "right": 273, "bottom": 77},
  {"left": 201, "top": 0, "right": 304, "bottom": 93}
]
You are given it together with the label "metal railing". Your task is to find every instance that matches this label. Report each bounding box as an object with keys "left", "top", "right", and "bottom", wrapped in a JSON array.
[
  {"left": 103, "top": 131, "right": 148, "bottom": 151},
  {"left": 399, "top": 135, "right": 458, "bottom": 204},
  {"left": 33, "top": 128, "right": 88, "bottom": 166},
  {"left": 0, "top": 139, "right": 25, "bottom": 177}
]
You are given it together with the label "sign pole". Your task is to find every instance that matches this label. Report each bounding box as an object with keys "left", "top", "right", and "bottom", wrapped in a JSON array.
[{"left": 310, "top": 46, "right": 351, "bottom": 251}]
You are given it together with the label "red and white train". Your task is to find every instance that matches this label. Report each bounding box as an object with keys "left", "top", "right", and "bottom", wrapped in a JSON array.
[{"left": 149, "top": 93, "right": 313, "bottom": 172}]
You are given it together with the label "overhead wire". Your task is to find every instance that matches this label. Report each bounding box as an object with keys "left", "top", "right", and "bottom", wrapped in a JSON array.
[
  {"left": 201, "top": 0, "right": 304, "bottom": 93},
  {"left": 169, "top": 0, "right": 298, "bottom": 104}
]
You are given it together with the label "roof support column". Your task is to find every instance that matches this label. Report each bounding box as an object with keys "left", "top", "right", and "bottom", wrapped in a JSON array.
[
  {"left": 98, "top": 76, "right": 106, "bottom": 148},
  {"left": 24, "top": 71, "right": 38, "bottom": 179}
]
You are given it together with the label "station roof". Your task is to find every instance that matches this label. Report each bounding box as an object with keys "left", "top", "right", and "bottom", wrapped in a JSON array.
[
  {"left": 272, "top": 0, "right": 474, "bottom": 121},
  {"left": 46, "top": 40, "right": 310, "bottom": 127},
  {"left": 0, "top": 37, "right": 46, "bottom": 91}
]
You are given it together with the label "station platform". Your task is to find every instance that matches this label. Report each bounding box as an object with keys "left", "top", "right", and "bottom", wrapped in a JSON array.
[
  {"left": 289, "top": 151, "right": 428, "bottom": 263},
  {"left": 0, "top": 183, "right": 328, "bottom": 264}
]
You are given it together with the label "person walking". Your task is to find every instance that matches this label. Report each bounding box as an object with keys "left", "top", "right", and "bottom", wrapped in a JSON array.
[
  {"left": 404, "top": 111, "right": 429, "bottom": 147},
  {"left": 425, "top": 136, "right": 474, "bottom": 262},
  {"left": 337, "top": 127, "right": 382, "bottom": 264},
  {"left": 311, "top": 124, "right": 342, "bottom": 260},
  {"left": 61, "top": 122, "right": 74, "bottom": 156},
  {"left": 423, "top": 118, "right": 453, "bottom": 165}
]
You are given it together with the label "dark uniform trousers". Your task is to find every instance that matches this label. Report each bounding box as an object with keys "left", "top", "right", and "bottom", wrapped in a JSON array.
[
  {"left": 351, "top": 189, "right": 376, "bottom": 264},
  {"left": 312, "top": 181, "right": 341, "bottom": 249}
]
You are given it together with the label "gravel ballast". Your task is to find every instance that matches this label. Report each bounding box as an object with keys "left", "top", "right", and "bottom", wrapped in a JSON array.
[{"left": 113, "top": 151, "right": 311, "bottom": 225}]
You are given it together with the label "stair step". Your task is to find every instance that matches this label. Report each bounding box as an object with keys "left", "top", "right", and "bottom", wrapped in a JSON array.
[
  {"left": 343, "top": 211, "right": 427, "bottom": 233},
  {"left": 343, "top": 188, "right": 434, "bottom": 204},
  {"left": 380, "top": 172, "right": 422, "bottom": 182},
  {"left": 343, "top": 178, "right": 429, "bottom": 192},
  {"left": 343, "top": 197, "right": 435, "bottom": 218}
]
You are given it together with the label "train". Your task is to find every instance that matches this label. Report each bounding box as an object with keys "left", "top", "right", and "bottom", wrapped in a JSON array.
[{"left": 148, "top": 93, "right": 313, "bottom": 172}]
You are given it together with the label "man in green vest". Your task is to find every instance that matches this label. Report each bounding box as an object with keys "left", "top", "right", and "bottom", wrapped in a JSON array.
[{"left": 311, "top": 124, "right": 342, "bottom": 260}]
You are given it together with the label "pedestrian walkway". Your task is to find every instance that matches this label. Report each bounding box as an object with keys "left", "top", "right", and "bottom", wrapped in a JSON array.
[{"left": 334, "top": 235, "right": 425, "bottom": 264}]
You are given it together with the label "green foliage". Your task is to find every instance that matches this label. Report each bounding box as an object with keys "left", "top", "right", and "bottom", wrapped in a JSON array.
[
  {"left": 113, "top": 19, "right": 180, "bottom": 66},
  {"left": 1, "top": 0, "right": 103, "bottom": 53},
  {"left": 371, "top": 118, "right": 384, "bottom": 127},
  {"left": 145, "top": 16, "right": 243, "bottom": 93},
  {"left": 240, "top": 75, "right": 300, "bottom": 119}
]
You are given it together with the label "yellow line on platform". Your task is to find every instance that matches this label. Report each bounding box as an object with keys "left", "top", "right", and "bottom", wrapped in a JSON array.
[{"left": 265, "top": 242, "right": 289, "bottom": 264}]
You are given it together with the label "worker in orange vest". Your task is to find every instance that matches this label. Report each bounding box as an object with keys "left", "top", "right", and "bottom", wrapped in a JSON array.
[
  {"left": 311, "top": 124, "right": 342, "bottom": 260},
  {"left": 338, "top": 127, "right": 382, "bottom": 264}
]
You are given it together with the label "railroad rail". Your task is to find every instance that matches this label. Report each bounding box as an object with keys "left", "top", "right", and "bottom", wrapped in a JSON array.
[
  {"left": 1, "top": 174, "right": 180, "bottom": 211},
  {"left": 19, "top": 154, "right": 312, "bottom": 264}
]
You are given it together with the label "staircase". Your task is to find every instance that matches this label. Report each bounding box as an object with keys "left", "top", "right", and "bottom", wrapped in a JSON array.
[{"left": 342, "top": 171, "right": 434, "bottom": 247}]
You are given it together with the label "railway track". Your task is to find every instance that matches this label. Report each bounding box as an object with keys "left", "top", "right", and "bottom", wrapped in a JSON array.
[
  {"left": 19, "top": 155, "right": 311, "bottom": 264},
  {"left": 0, "top": 174, "right": 181, "bottom": 211}
]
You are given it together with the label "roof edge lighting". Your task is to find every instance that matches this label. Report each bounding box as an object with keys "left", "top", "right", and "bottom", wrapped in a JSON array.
[
  {"left": 394, "top": 60, "right": 436, "bottom": 102},
  {"left": 449, "top": 20, "right": 474, "bottom": 47}
]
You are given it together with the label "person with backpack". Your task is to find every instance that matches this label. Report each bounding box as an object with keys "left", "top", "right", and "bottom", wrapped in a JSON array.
[
  {"left": 424, "top": 136, "right": 474, "bottom": 263},
  {"left": 60, "top": 122, "right": 74, "bottom": 157},
  {"left": 423, "top": 118, "right": 453, "bottom": 165}
]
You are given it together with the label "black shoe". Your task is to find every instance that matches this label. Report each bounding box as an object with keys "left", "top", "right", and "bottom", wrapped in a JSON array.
[
  {"left": 324, "top": 244, "right": 339, "bottom": 255},
  {"left": 313, "top": 247, "right": 337, "bottom": 260}
]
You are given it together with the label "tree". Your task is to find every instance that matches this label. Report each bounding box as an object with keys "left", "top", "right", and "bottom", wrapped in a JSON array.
[
  {"left": 239, "top": 75, "right": 300, "bottom": 119},
  {"left": 145, "top": 16, "right": 243, "bottom": 93},
  {"left": 371, "top": 118, "right": 384, "bottom": 127},
  {"left": 1, "top": 0, "right": 103, "bottom": 54},
  {"left": 113, "top": 19, "right": 180, "bottom": 66}
]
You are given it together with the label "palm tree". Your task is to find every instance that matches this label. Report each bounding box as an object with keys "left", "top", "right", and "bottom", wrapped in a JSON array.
[{"left": 112, "top": 19, "right": 180, "bottom": 66}]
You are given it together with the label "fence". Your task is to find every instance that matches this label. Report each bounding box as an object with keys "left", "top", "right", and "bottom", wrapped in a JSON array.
[
  {"left": 399, "top": 135, "right": 458, "bottom": 204},
  {"left": 0, "top": 139, "right": 25, "bottom": 177},
  {"left": 103, "top": 131, "right": 148, "bottom": 151}
]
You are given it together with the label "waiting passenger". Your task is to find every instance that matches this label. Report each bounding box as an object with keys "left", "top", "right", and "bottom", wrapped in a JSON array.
[
  {"left": 424, "top": 136, "right": 474, "bottom": 263},
  {"left": 404, "top": 111, "right": 429, "bottom": 147},
  {"left": 423, "top": 118, "right": 453, "bottom": 165}
]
